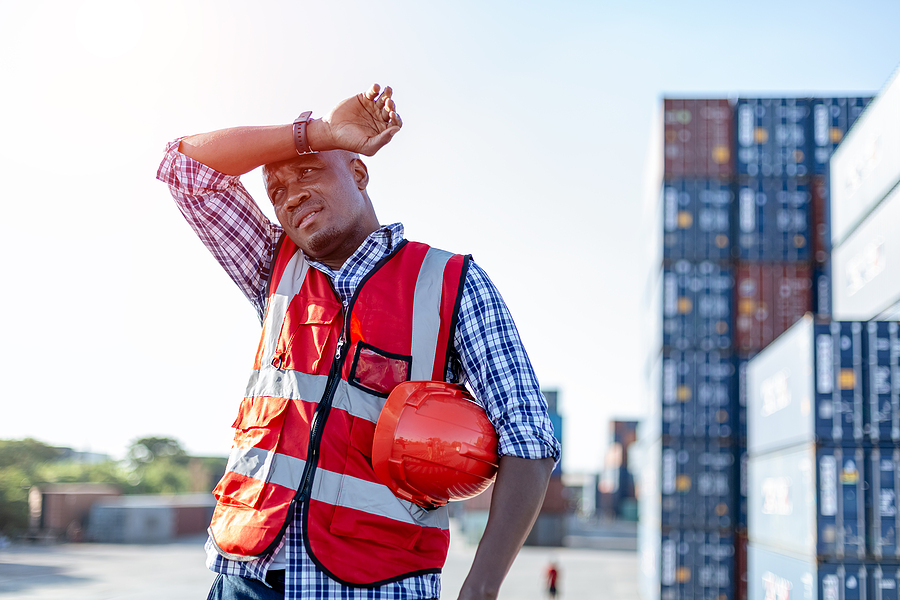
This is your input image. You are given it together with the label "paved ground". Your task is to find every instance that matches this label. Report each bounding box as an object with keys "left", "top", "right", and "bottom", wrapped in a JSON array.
[{"left": 0, "top": 530, "right": 639, "bottom": 599}]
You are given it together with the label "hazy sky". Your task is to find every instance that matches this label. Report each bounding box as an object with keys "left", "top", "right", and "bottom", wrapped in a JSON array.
[{"left": 2, "top": 0, "right": 899, "bottom": 473}]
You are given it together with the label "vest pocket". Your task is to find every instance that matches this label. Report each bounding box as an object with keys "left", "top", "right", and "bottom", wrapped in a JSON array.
[
  {"left": 328, "top": 504, "right": 422, "bottom": 551},
  {"left": 348, "top": 342, "right": 412, "bottom": 397},
  {"left": 213, "top": 396, "right": 291, "bottom": 509},
  {"left": 275, "top": 296, "right": 342, "bottom": 375}
]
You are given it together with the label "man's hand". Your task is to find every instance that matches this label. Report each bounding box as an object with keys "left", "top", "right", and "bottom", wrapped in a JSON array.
[{"left": 309, "top": 83, "right": 403, "bottom": 156}]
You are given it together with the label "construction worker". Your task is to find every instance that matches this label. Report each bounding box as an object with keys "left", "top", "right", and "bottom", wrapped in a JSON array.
[{"left": 157, "top": 83, "right": 560, "bottom": 600}]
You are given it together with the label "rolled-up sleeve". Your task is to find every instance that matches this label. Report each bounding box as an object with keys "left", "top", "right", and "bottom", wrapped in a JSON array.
[
  {"left": 455, "top": 262, "right": 562, "bottom": 463},
  {"left": 156, "top": 139, "right": 283, "bottom": 321}
]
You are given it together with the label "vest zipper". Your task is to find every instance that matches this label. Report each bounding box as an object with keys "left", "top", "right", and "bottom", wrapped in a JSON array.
[{"left": 295, "top": 333, "right": 346, "bottom": 503}]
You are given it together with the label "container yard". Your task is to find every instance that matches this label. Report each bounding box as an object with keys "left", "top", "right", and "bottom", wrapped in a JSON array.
[{"left": 639, "top": 65, "right": 900, "bottom": 600}]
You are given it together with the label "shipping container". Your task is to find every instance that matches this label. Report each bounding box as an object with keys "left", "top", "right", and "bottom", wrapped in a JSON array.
[
  {"left": 736, "top": 98, "right": 811, "bottom": 178},
  {"left": 660, "top": 437, "right": 737, "bottom": 529},
  {"left": 661, "top": 350, "right": 736, "bottom": 439},
  {"left": 746, "top": 315, "right": 864, "bottom": 454},
  {"left": 663, "top": 260, "right": 733, "bottom": 351},
  {"left": 873, "top": 564, "right": 900, "bottom": 600},
  {"left": 734, "top": 263, "right": 813, "bottom": 357},
  {"left": 663, "top": 178, "right": 733, "bottom": 262},
  {"left": 814, "top": 261, "right": 832, "bottom": 318},
  {"left": 811, "top": 175, "right": 831, "bottom": 264},
  {"left": 736, "top": 177, "right": 811, "bottom": 262},
  {"left": 864, "top": 322, "right": 900, "bottom": 443},
  {"left": 832, "top": 184, "right": 900, "bottom": 321},
  {"left": 831, "top": 69, "right": 900, "bottom": 247},
  {"left": 737, "top": 445, "right": 748, "bottom": 530},
  {"left": 664, "top": 99, "right": 734, "bottom": 178},
  {"left": 810, "top": 97, "right": 873, "bottom": 175},
  {"left": 748, "top": 545, "right": 868, "bottom": 600},
  {"left": 867, "top": 446, "right": 900, "bottom": 559},
  {"left": 748, "top": 443, "right": 865, "bottom": 560},
  {"left": 735, "top": 530, "right": 748, "bottom": 600},
  {"left": 661, "top": 529, "right": 735, "bottom": 600}
]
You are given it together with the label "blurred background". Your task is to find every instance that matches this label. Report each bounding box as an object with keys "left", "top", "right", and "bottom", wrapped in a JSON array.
[{"left": 2, "top": 1, "right": 900, "bottom": 598}]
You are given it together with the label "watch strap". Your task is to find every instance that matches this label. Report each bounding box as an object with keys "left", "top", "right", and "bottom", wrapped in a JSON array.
[{"left": 292, "top": 111, "right": 315, "bottom": 155}]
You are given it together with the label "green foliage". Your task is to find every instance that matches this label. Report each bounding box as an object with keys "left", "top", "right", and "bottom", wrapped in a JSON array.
[{"left": 0, "top": 437, "right": 227, "bottom": 536}]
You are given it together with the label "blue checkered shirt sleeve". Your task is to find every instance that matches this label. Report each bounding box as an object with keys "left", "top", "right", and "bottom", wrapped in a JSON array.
[{"left": 456, "top": 262, "right": 561, "bottom": 462}]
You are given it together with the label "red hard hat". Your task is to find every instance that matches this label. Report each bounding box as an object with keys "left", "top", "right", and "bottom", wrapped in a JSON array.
[{"left": 372, "top": 381, "right": 500, "bottom": 509}]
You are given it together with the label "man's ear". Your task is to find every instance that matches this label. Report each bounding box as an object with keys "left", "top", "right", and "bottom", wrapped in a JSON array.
[{"left": 351, "top": 158, "right": 369, "bottom": 191}]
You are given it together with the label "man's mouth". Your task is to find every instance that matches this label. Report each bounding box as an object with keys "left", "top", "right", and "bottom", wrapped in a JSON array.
[{"left": 295, "top": 209, "right": 320, "bottom": 229}]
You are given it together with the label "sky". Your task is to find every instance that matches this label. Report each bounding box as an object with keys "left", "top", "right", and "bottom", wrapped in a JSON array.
[{"left": 1, "top": 0, "right": 899, "bottom": 474}]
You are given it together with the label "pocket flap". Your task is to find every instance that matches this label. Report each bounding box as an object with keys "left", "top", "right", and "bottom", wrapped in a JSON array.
[{"left": 297, "top": 297, "right": 341, "bottom": 325}]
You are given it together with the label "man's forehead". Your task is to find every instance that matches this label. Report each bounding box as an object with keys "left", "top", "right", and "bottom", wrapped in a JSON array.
[{"left": 265, "top": 153, "right": 326, "bottom": 175}]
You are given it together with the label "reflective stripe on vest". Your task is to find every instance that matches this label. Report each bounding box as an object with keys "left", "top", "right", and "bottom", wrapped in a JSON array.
[{"left": 225, "top": 445, "right": 448, "bottom": 530}]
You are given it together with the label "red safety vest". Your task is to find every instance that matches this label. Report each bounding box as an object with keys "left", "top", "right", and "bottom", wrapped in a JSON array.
[{"left": 208, "top": 237, "right": 470, "bottom": 587}]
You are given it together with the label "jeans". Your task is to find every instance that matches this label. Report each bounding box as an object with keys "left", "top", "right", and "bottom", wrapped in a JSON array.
[{"left": 207, "top": 572, "right": 285, "bottom": 600}]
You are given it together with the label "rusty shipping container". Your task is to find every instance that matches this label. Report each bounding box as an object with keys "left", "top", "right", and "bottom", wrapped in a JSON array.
[
  {"left": 664, "top": 99, "right": 733, "bottom": 178},
  {"left": 734, "top": 262, "right": 812, "bottom": 356}
]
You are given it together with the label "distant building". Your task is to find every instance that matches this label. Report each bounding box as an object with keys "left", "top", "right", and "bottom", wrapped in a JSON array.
[
  {"left": 87, "top": 494, "right": 215, "bottom": 543},
  {"left": 29, "top": 483, "right": 121, "bottom": 541}
]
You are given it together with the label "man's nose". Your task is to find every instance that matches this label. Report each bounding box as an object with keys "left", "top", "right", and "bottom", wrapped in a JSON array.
[{"left": 283, "top": 186, "right": 310, "bottom": 211}]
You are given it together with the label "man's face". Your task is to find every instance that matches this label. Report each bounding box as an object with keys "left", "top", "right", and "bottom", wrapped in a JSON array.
[{"left": 263, "top": 151, "right": 377, "bottom": 269}]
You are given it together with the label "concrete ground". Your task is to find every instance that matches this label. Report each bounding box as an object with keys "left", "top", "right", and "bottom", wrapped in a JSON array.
[{"left": 0, "top": 528, "right": 639, "bottom": 599}]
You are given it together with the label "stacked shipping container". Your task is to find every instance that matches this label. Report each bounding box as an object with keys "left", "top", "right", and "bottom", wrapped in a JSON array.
[
  {"left": 742, "top": 68, "right": 900, "bottom": 600},
  {"left": 640, "top": 90, "right": 873, "bottom": 600},
  {"left": 643, "top": 99, "right": 740, "bottom": 600},
  {"left": 745, "top": 316, "right": 900, "bottom": 600}
]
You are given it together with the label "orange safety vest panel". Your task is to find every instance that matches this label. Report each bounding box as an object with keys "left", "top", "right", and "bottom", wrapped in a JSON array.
[{"left": 208, "top": 236, "right": 470, "bottom": 587}]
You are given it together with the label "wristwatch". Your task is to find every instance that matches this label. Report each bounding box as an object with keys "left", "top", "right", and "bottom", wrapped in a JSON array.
[{"left": 293, "top": 111, "right": 315, "bottom": 155}]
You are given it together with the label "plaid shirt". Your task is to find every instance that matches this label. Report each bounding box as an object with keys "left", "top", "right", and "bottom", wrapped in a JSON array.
[{"left": 157, "top": 140, "right": 561, "bottom": 599}]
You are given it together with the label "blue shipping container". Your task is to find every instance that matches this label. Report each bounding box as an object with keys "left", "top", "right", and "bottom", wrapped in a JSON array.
[
  {"left": 663, "top": 179, "right": 733, "bottom": 262},
  {"left": 736, "top": 176, "right": 811, "bottom": 262},
  {"left": 748, "top": 545, "right": 868, "bottom": 600},
  {"left": 810, "top": 97, "right": 874, "bottom": 175},
  {"left": 873, "top": 564, "right": 900, "bottom": 600},
  {"left": 814, "top": 260, "right": 832, "bottom": 317},
  {"left": 748, "top": 443, "right": 866, "bottom": 560},
  {"left": 736, "top": 98, "right": 811, "bottom": 177},
  {"left": 661, "top": 438, "right": 737, "bottom": 529},
  {"left": 867, "top": 446, "right": 900, "bottom": 560},
  {"left": 864, "top": 321, "right": 900, "bottom": 443},
  {"left": 661, "top": 529, "right": 735, "bottom": 600},
  {"left": 663, "top": 260, "right": 733, "bottom": 352},
  {"left": 662, "top": 350, "right": 736, "bottom": 439},
  {"left": 746, "top": 316, "right": 865, "bottom": 455}
]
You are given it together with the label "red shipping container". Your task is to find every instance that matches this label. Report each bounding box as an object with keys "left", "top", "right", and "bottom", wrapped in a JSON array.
[
  {"left": 664, "top": 99, "right": 733, "bottom": 178},
  {"left": 735, "top": 530, "right": 748, "bottom": 600},
  {"left": 735, "top": 263, "right": 812, "bottom": 355},
  {"left": 810, "top": 176, "right": 829, "bottom": 264}
]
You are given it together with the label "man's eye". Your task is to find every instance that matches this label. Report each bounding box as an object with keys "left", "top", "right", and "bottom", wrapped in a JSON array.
[{"left": 298, "top": 168, "right": 313, "bottom": 179}]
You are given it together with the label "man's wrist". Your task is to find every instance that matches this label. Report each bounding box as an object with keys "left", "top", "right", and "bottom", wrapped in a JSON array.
[{"left": 305, "top": 118, "right": 333, "bottom": 152}]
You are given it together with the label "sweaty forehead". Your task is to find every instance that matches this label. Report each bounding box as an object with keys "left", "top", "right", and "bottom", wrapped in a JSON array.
[{"left": 263, "top": 154, "right": 326, "bottom": 182}]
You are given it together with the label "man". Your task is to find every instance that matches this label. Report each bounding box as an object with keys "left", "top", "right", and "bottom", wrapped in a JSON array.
[{"left": 157, "top": 84, "right": 560, "bottom": 600}]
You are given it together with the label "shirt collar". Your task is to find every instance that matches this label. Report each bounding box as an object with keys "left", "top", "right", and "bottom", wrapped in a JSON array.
[{"left": 306, "top": 222, "right": 405, "bottom": 279}]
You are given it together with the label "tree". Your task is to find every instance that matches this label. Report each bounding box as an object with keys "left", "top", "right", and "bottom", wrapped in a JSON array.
[{"left": 126, "top": 437, "right": 189, "bottom": 466}]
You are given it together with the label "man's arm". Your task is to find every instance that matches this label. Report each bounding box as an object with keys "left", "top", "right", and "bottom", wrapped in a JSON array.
[
  {"left": 451, "top": 262, "right": 561, "bottom": 600},
  {"left": 458, "top": 456, "right": 555, "bottom": 600},
  {"left": 178, "top": 83, "right": 403, "bottom": 175}
]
